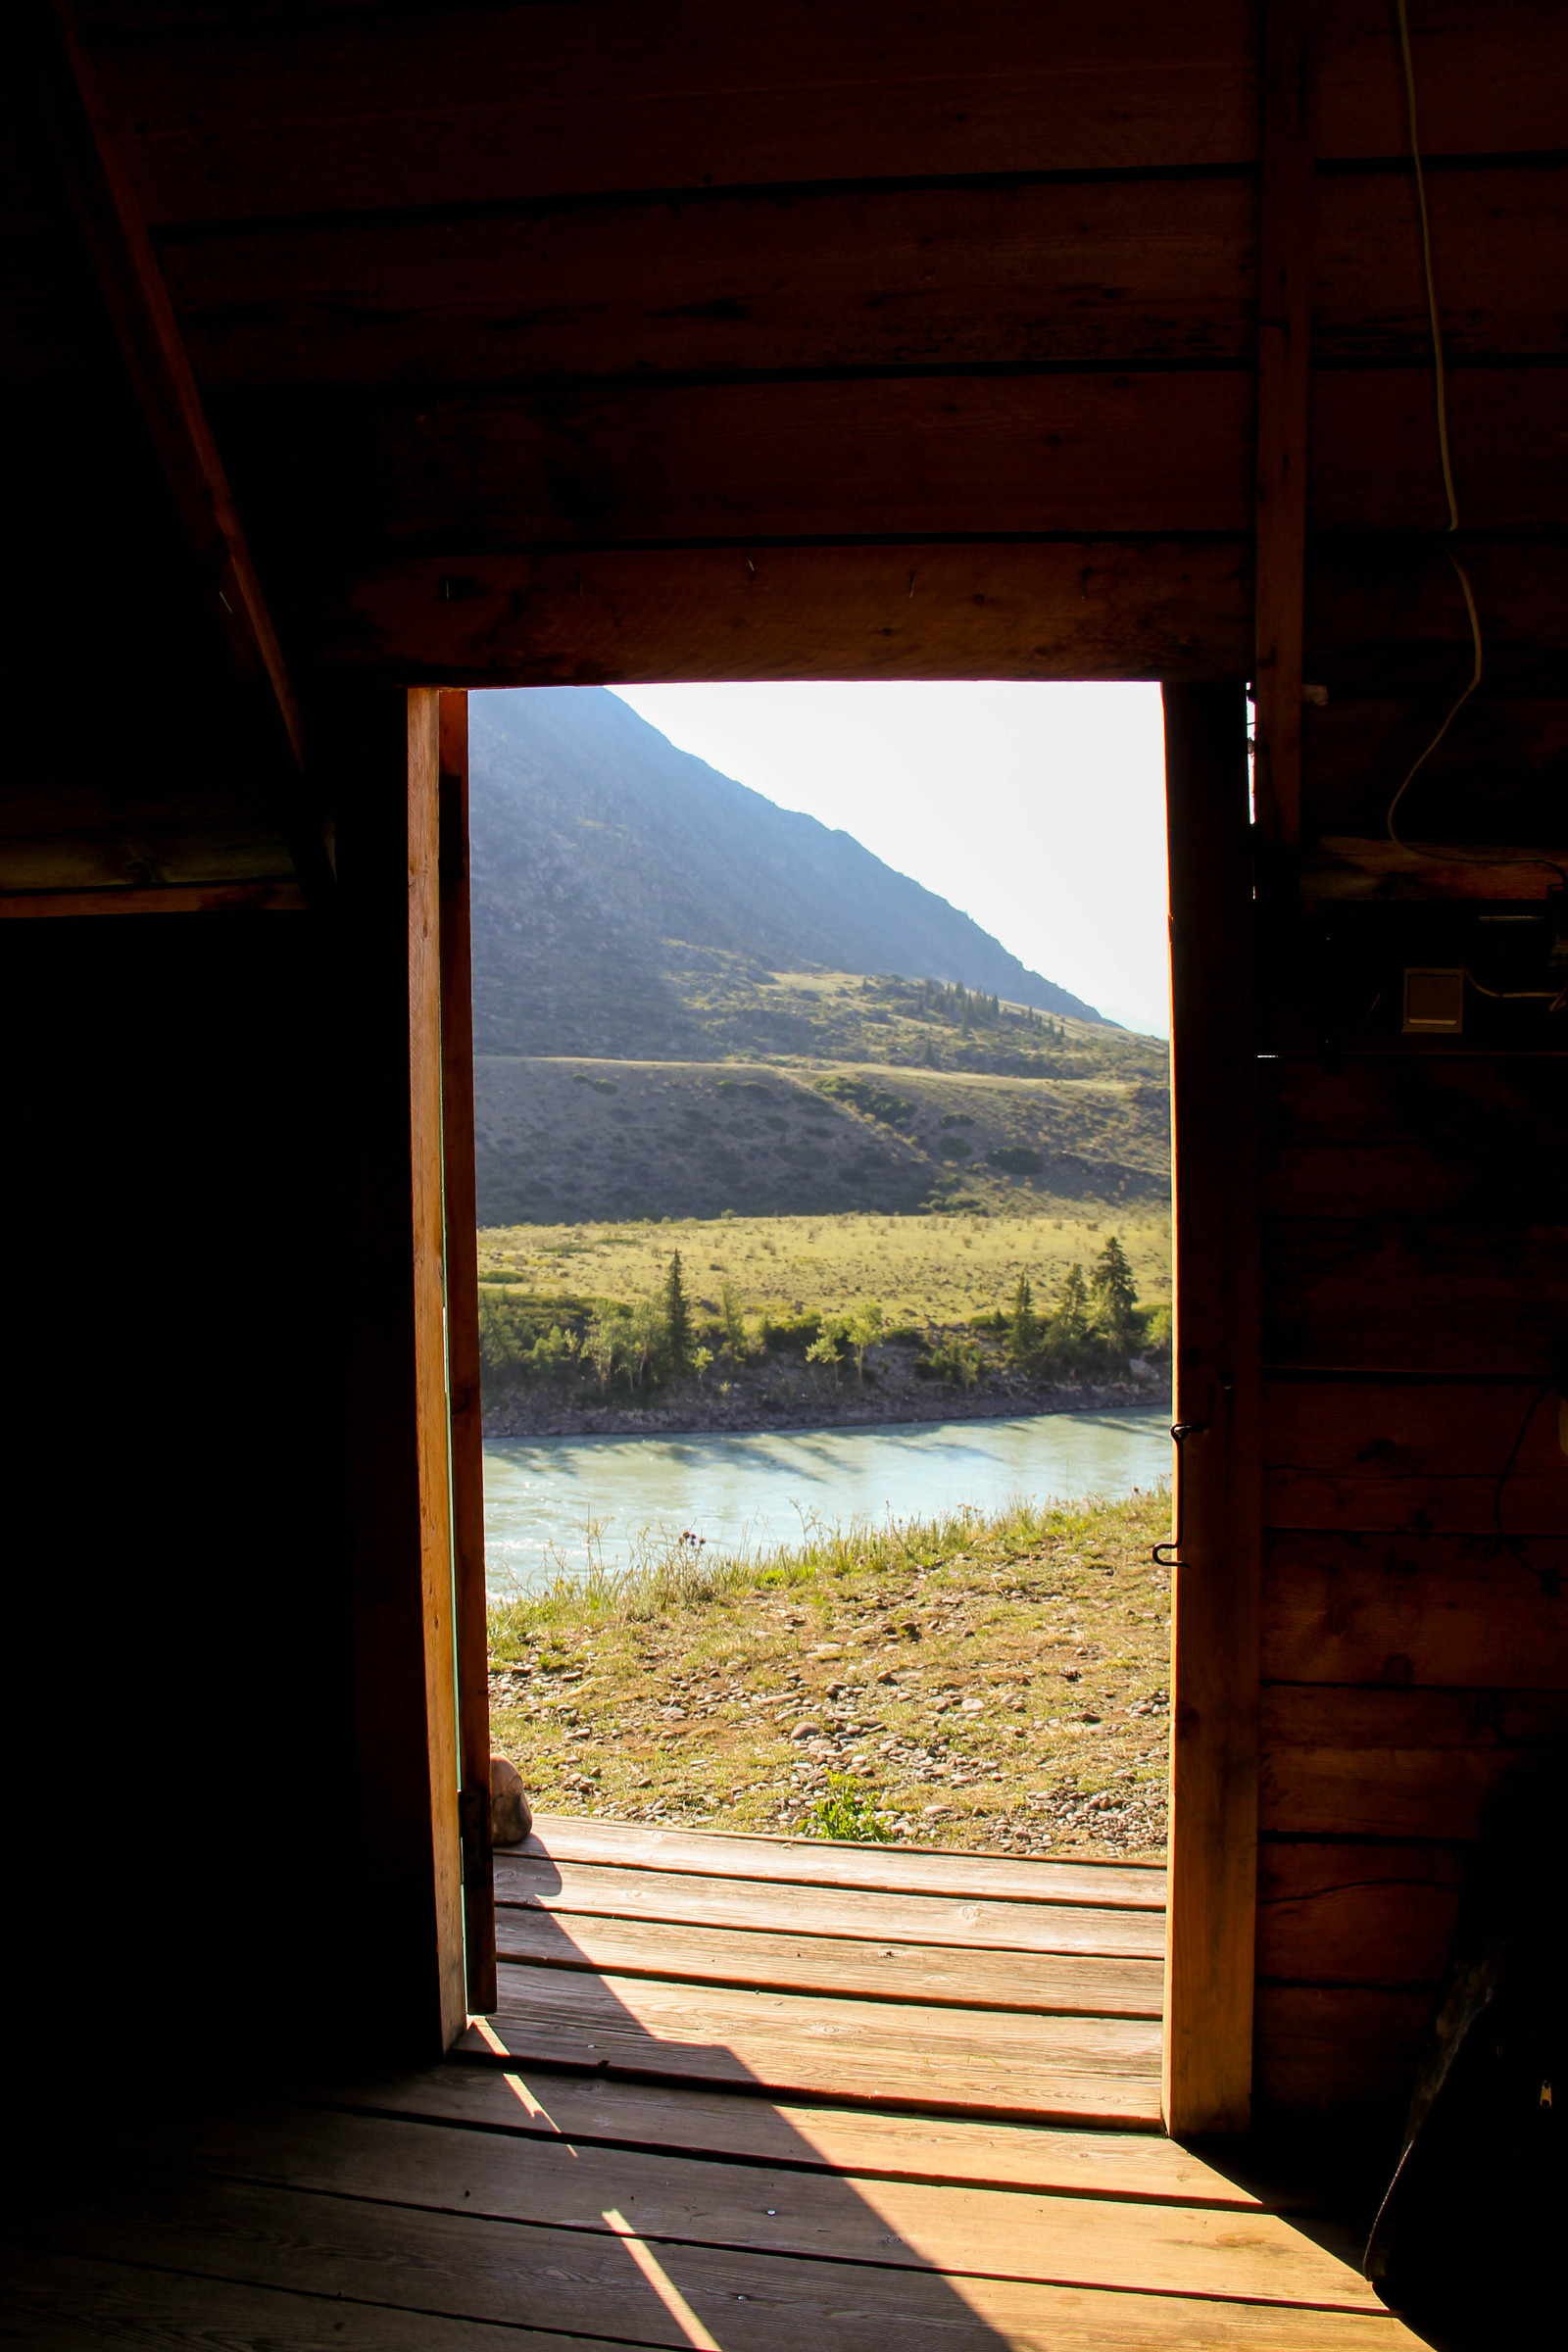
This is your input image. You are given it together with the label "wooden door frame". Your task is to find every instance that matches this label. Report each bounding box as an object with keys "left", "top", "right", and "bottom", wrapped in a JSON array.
[
  {"left": 439, "top": 689, "right": 498, "bottom": 2015},
  {"left": 337, "top": 685, "right": 467, "bottom": 2058},
  {"left": 1161, "top": 681, "right": 1264, "bottom": 2136},
  {"left": 365, "top": 671, "right": 1263, "bottom": 2098}
]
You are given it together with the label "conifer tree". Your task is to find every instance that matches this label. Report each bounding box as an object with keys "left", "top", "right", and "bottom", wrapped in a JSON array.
[
  {"left": 1052, "top": 1262, "right": 1091, "bottom": 1342},
  {"left": 1091, "top": 1234, "right": 1139, "bottom": 1348},
  {"left": 1005, "top": 1271, "right": 1038, "bottom": 1366},
  {"left": 663, "top": 1249, "right": 691, "bottom": 1375}
]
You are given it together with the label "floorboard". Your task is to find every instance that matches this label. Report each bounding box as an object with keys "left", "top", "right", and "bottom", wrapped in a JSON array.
[
  {"left": 523, "top": 1815, "right": 1167, "bottom": 1908},
  {"left": 495, "top": 1851, "right": 1166, "bottom": 1957},
  {"left": 493, "top": 1904, "right": 1165, "bottom": 2015},
  {"left": 318, "top": 2064, "right": 1303, "bottom": 2203},
  {"left": 172, "top": 2104, "right": 1381, "bottom": 2308},
  {"left": 7, "top": 1820, "right": 1432, "bottom": 2349},
  {"left": 24, "top": 2174, "right": 1429, "bottom": 2352},
  {"left": 0, "top": 2250, "right": 593, "bottom": 2352},
  {"left": 466, "top": 1961, "right": 1165, "bottom": 2122}
]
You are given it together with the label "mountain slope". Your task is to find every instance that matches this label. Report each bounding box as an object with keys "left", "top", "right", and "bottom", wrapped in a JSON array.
[{"left": 469, "top": 688, "right": 1103, "bottom": 1057}]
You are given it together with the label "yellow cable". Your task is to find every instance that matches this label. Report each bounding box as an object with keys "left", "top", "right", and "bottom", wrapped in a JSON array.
[
  {"left": 1396, "top": 0, "right": 1459, "bottom": 533},
  {"left": 1383, "top": 0, "right": 1495, "bottom": 865}
]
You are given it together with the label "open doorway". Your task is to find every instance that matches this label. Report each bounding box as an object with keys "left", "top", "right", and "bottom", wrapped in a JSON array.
[{"left": 463, "top": 679, "right": 1175, "bottom": 1864}]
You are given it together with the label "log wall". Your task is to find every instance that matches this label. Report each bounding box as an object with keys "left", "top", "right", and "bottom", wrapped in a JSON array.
[{"left": 1253, "top": 1052, "right": 1568, "bottom": 2115}]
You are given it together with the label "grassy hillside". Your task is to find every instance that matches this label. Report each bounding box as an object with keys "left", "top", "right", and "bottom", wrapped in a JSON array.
[
  {"left": 474, "top": 988, "right": 1168, "bottom": 1228},
  {"left": 644, "top": 961, "right": 1153, "bottom": 1073}
]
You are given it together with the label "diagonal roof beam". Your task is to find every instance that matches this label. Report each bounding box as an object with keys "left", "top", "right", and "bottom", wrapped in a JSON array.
[{"left": 40, "top": 0, "right": 333, "bottom": 897}]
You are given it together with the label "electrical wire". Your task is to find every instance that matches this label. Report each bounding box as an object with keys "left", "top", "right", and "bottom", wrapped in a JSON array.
[
  {"left": 1462, "top": 967, "right": 1568, "bottom": 1013},
  {"left": 1396, "top": 0, "right": 1458, "bottom": 537},
  {"left": 1384, "top": 0, "right": 1496, "bottom": 867}
]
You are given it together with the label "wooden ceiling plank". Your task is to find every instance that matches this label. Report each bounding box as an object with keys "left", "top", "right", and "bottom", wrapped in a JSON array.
[
  {"left": 219, "top": 371, "right": 1254, "bottom": 553},
  {"left": 1253, "top": 0, "right": 1321, "bottom": 853},
  {"left": 93, "top": 0, "right": 1258, "bottom": 224},
  {"left": 1316, "top": 0, "right": 1568, "bottom": 162},
  {"left": 160, "top": 177, "right": 1258, "bottom": 392},
  {"left": 87, "top": 0, "right": 1568, "bottom": 228},
  {"left": 154, "top": 164, "right": 1564, "bottom": 399},
  {"left": 0, "top": 881, "right": 305, "bottom": 918},
  {"left": 202, "top": 366, "right": 1562, "bottom": 579}
]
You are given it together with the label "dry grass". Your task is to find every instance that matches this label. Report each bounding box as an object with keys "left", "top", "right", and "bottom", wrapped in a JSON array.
[
  {"left": 486, "top": 1489, "right": 1171, "bottom": 1859},
  {"left": 478, "top": 1204, "right": 1170, "bottom": 1330}
]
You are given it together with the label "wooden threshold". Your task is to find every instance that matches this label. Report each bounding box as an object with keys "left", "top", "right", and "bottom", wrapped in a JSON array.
[{"left": 522, "top": 1811, "right": 1167, "bottom": 1908}]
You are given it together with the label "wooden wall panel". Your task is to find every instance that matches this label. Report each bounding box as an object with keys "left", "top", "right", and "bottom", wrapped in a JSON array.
[
  {"left": 1262, "top": 1224, "right": 1568, "bottom": 1376},
  {"left": 1310, "top": 368, "right": 1568, "bottom": 531},
  {"left": 1259, "top": 1684, "right": 1568, "bottom": 1840},
  {"left": 1254, "top": 1985, "right": 1435, "bottom": 2110},
  {"left": 1263, "top": 1385, "right": 1568, "bottom": 1535},
  {"left": 1304, "top": 541, "right": 1568, "bottom": 699},
  {"left": 1263, "top": 1533, "right": 1568, "bottom": 1685},
  {"left": 1257, "top": 1842, "right": 1464, "bottom": 1984},
  {"left": 1256, "top": 1049, "right": 1568, "bottom": 2117},
  {"left": 1295, "top": 700, "right": 1568, "bottom": 844},
  {"left": 1313, "top": 165, "right": 1568, "bottom": 361}
]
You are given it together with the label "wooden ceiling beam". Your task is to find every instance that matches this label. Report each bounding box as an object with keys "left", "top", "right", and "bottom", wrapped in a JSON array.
[
  {"left": 40, "top": 1, "right": 330, "bottom": 897},
  {"left": 316, "top": 540, "right": 1252, "bottom": 687}
]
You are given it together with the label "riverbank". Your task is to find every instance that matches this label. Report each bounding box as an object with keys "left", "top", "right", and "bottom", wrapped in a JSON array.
[
  {"left": 487, "top": 1489, "right": 1170, "bottom": 1861},
  {"left": 483, "top": 1355, "right": 1167, "bottom": 1440}
]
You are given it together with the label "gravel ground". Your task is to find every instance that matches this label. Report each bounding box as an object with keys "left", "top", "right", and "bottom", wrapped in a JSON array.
[{"left": 487, "top": 1488, "right": 1170, "bottom": 1860}]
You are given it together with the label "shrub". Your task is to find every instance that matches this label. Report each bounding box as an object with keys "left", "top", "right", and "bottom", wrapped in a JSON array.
[
  {"left": 987, "top": 1146, "right": 1044, "bottom": 1176},
  {"left": 803, "top": 1772, "right": 894, "bottom": 1842},
  {"left": 813, "top": 1074, "right": 915, "bottom": 1127}
]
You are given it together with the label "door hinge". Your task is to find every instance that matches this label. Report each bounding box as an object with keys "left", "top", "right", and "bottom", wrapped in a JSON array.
[{"left": 458, "top": 1783, "right": 491, "bottom": 1884}]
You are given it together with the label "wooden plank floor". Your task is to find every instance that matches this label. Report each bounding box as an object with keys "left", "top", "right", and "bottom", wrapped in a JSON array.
[
  {"left": 469, "top": 1813, "right": 1168, "bottom": 2124},
  {"left": 3, "top": 1818, "right": 1439, "bottom": 2348}
]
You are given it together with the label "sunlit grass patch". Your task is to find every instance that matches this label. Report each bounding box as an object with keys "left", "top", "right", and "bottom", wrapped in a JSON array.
[{"left": 486, "top": 1486, "right": 1173, "bottom": 1859}]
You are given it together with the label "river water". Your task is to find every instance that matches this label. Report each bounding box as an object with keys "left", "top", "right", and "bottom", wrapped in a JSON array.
[{"left": 483, "top": 1409, "right": 1171, "bottom": 1594}]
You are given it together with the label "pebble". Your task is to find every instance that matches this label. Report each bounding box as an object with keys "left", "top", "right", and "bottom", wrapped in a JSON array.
[
  {"left": 790, "top": 1719, "right": 822, "bottom": 1740},
  {"left": 809, "top": 1643, "right": 845, "bottom": 1659}
]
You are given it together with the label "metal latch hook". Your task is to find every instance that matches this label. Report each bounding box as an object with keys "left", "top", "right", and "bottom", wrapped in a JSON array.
[{"left": 1152, "top": 1420, "right": 1208, "bottom": 1566}]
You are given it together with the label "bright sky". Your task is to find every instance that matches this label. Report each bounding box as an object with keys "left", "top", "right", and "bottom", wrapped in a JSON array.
[{"left": 610, "top": 682, "right": 1170, "bottom": 1037}]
